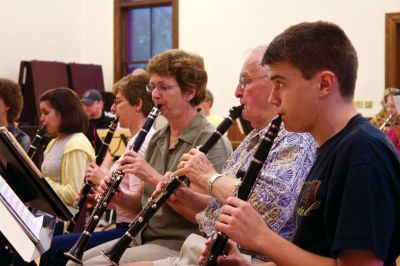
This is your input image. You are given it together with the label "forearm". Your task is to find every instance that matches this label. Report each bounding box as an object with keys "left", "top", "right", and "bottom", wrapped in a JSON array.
[
  {"left": 256, "top": 229, "right": 336, "bottom": 266},
  {"left": 112, "top": 190, "right": 142, "bottom": 214},
  {"left": 211, "top": 176, "right": 241, "bottom": 204},
  {"left": 140, "top": 170, "right": 164, "bottom": 188},
  {"left": 167, "top": 191, "right": 210, "bottom": 223}
]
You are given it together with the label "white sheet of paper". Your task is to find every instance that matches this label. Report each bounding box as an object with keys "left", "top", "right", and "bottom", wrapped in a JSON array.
[
  {"left": 0, "top": 175, "right": 42, "bottom": 243},
  {"left": 392, "top": 95, "right": 400, "bottom": 114}
]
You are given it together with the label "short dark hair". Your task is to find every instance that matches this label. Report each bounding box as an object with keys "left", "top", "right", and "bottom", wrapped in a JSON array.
[
  {"left": 205, "top": 89, "right": 214, "bottom": 106},
  {"left": 262, "top": 21, "right": 358, "bottom": 98},
  {"left": 39, "top": 88, "right": 88, "bottom": 134},
  {"left": 147, "top": 49, "right": 207, "bottom": 106},
  {"left": 113, "top": 70, "right": 154, "bottom": 116},
  {"left": 0, "top": 78, "right": 24, "bottom": 123}
]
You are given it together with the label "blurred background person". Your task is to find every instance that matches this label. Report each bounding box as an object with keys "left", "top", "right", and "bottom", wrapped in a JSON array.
[
  {"left": 197, "top": 89, "right": 223, "bottom": 127},
  {"left": 0, "top": 78, "right": 31, "bottom": 151},
  {"left": 39, "top": 88, "right": 94, "bottom": 209},
  {"left": 81, "top": 89, "right": 114, "bottom": 155},
  {"left": 384, "top": 88, "right": 400, "bottom": 153},
  {"left": 40, "top": 71, "right": 154, "bottom": 266},
  {"left": 370, "top": 87, "right": 400, "bottom": 129},
  {"left": 0, "top": 78, "right": 33, "bottom": 266}
]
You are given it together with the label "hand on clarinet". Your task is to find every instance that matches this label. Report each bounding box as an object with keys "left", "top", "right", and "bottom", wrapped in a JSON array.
[
  {"left": 215, "top": 197, "right": 271, "bottom": 254},
  {"left": 74, "top": 183, "right": 97, "bottom": 206},
  {"left": 151, "top": 172, "right": 173, "bottom": 198},
  {"left": 119, "top": 151, "right": 162, "bottom": 186},
  {"left": 96, "top": 175, "right": 112, "bottom": 194},
  {"left": 151, "top": 172, "right": 208, "bottom": 223},
  {"left": 199, "top": 238, "right": 250, "bottom": 266},
  {"left": 151, "top": 173, "right": 192, "bottom": 211},
  {"left": 173, "top": 148, "right": 217, "bottom": 189},
  {"left": 86, "top": 162, "right": 106, "bottom": 187}
]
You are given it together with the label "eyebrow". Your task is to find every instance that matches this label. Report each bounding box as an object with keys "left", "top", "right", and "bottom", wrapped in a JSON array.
[{"left": 268, "top": 74, "right": 286, "bottom": 81}]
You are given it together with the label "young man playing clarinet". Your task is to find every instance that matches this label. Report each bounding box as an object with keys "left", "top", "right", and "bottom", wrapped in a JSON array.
[{"left": 212, "top": 21, "right": 400, "bottom": 266}]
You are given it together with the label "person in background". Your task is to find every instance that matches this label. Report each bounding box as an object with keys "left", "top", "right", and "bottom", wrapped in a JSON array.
[
  {"left": 197, "top": 89, "right": 223, "bottom": 127},
  {"left": 39, "top": 88, "right": 94, "bottom": 208},
  {"left": 0, "top": 78, "right": 33, "bottom": 266},
  {"left": 370, "top": 87, "right": 400, "bottom": 129},
  {"left": 70, "top": 49, "right": 232, "bottom": 265},
  {"left": 40, "top": 71, "right": 155, "bottom": 266},
  {"left": 384, "top": 89, "right": 400, "bottom": 153},
  {"left": 81, "top": 89, "right": 114, "bottom": 155},
  {"left": 210, "top": 21, "right": 400, "bottom": 266},
  {"left": 123, "top": 46, "right": 316, "bottom": 266},
  {"left": 0, "top": 78, "right": 31, "bottom": 151}
]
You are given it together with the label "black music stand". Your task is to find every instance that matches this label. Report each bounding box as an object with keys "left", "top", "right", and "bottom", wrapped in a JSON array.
[
  {"left": 0, "top": 126, "right": 73, "bottom": 262},
  {"left": 97, "top": 128, "right": 132, "bottom": 157}
]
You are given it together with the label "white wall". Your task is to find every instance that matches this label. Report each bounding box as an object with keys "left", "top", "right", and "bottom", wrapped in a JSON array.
[
  {"left": 1, "top": 0, "right": 400, "bottom": 117},
  {"left": 0, "top": 0, "right": 113, "bottom": 90},
  {"left": 0, "top": 1, "right": 85, "bottom": 79},
  {"left": 180, "top": 0, "right": 400, "bottom": 117}
]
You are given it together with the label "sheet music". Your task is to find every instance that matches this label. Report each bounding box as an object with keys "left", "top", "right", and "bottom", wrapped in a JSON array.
[
  {"left": 393, "top": 95, "right": 400, "bottom": 114},
  {"left": 0, "top": 175, "right": 42, "bottom": 243}
]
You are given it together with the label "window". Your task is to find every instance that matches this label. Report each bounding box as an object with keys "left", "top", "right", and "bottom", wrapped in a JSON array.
[{"left": 114, "top": 0, "right": 179, "bottom": 81}]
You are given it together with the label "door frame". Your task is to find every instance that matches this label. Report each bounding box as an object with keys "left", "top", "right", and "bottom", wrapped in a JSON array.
[{"left": 386, "top": 13, "right": 400, "bottom": 88}]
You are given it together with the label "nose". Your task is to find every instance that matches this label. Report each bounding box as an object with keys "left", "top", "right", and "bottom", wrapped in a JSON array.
[
  {"left": 39, "top": 114, "right": 45, "bottom": 124},
  {"left": 268, "top": 87, "right": 281, "bottom": 107},
  {"left": 111, "top": 103, "right": 117, "bottom": 114},
  {"left": 152, "top": 90, "right": 161, "bottom": 101},
  {"left": 235, "top": 84, "right": 243, "bottom": 98}
]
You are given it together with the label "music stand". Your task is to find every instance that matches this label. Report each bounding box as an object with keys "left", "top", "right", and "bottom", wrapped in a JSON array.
[
  {"left": 0, "top": 126, "right": 73, "bottom": 262},
  {"left": 97, "top": 128, "right": 132, "bottom": 157}
]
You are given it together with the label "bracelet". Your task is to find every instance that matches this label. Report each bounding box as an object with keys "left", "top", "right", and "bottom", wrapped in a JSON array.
[{"left": 207, "top": 173, "right": 223, "bottom": 195}]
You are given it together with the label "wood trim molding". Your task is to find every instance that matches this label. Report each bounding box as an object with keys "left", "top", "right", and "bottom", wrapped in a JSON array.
[
  {"left": 113, "top": 0, "right": 178, "bottom": 82},
  {"left": 385, "top": 13, "right": 400, "bottom": 88}
]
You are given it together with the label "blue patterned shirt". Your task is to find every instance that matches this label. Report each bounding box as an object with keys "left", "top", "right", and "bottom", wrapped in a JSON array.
[{"left": 196, "top": 123, "right": 316, "bottom": 257}]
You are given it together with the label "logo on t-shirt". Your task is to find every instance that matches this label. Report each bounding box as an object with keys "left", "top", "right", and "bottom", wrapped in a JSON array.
[{"left": 296, "top": 179, "right": 321, "bottom": 216}]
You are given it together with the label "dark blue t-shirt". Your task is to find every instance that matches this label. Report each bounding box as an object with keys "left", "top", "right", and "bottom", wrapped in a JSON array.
[{"left": 293, "top": 114, "right": 400, "bottom": 265}]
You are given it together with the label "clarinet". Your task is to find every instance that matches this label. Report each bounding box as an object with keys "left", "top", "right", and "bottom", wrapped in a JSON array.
[
  {"left": 27, "top": 126, "right": 45, "bottom": 159},
  {"left": 101, "top": 105, "right": 244, "bottom": 266},
  {"left": 66, "top": 118, "right": 119, "bottom": 233},
  {"left": 200, "top": 115, "right": 282, "bottom": 266},
  {"left": 64, "top": 105, "right": 160, "bottom": 264},
  {"left": 379, "top": 114, "right": 392, "bottom": 131}
]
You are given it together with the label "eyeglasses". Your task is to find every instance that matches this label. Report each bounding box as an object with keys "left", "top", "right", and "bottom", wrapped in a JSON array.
[
  {"left": 146, "top": 83, "right": 177, "bottom": 93},
  {"left": 113, "top": 98, "right": 126, "bottom": 106},
  {"left": 239, "top": 75, "right": 267, "bottom": 90}
]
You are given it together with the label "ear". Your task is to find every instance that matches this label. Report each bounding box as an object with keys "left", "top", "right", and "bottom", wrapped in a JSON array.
[
  {"left": 185, "top": 88, "right": 196, "bottom": 102},
  {"left": 318, "top": 71, "right": 336, "bottom": 98},
  {"left": 135, "top": 98, "right": 143, "bottom": 113}
]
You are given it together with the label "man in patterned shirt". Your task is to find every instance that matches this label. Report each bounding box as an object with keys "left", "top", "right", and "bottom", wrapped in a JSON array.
[{"left": 122, "top": 46, "right": 316, "bottom": 266}]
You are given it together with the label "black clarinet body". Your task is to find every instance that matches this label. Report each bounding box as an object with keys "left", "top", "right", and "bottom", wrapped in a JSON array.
[
  {"left": 101, "top": 105, "right": 244, "bottom": 265},
  {"left": 64, "top": 106, "right": 160, "bottom": 264},
  {"left": 66, "top": 118, "right": 119, "bottom": 233},
  {"left": 96, "top": 118, "right": 119, "bottom": 165},
  {"left": 27, "top": 126, "right": 45, "bottom": 159},
  {"left": 201, "top": 115, "right": 282, "bottom": 266}
]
